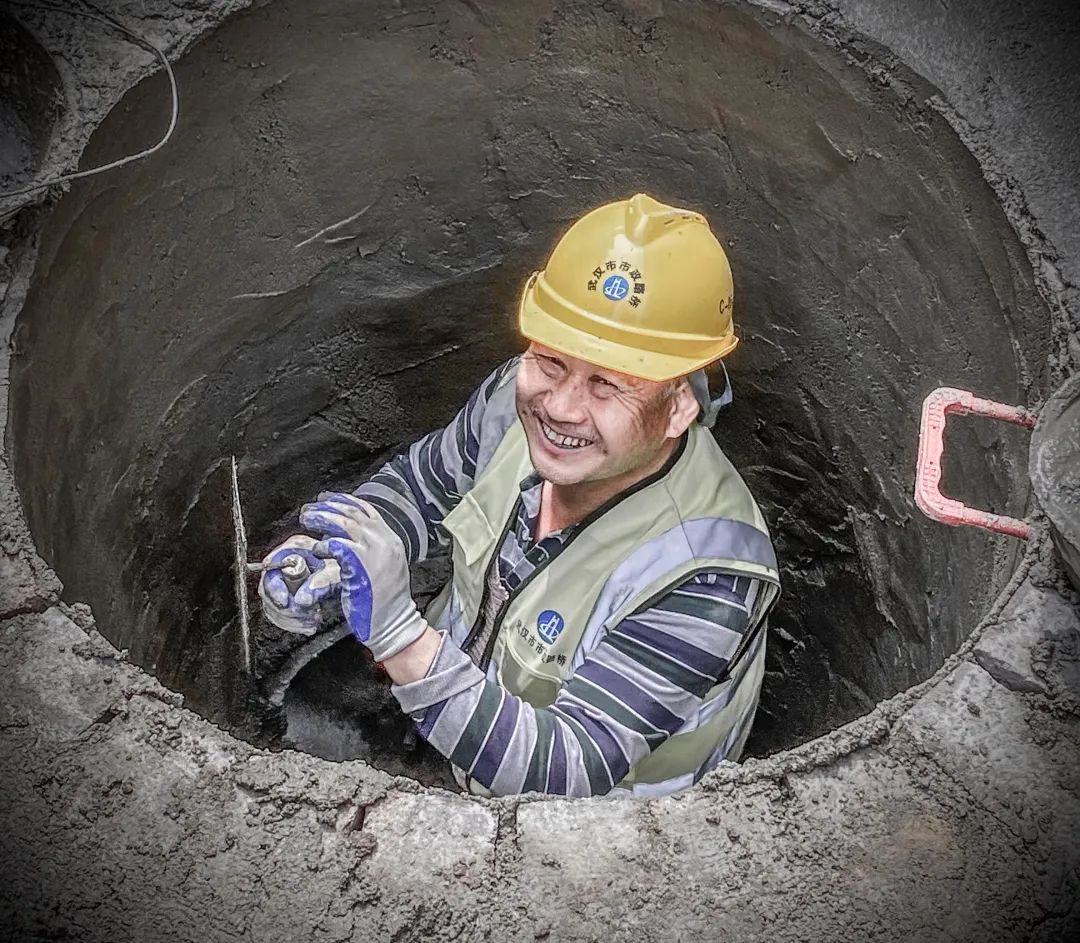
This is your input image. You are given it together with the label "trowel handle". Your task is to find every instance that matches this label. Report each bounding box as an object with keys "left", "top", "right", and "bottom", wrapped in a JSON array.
[{"left": 279, "top": 554, "right": 311, "bottom": 594}]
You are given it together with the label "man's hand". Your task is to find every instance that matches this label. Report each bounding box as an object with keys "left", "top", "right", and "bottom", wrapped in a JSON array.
[
  {"left": 299, "top": 492, "right": 391, "bottom": 545},
  {"left": 300, "top": 495, "right": 426, "bottom": 663},
  {"left": 258, "top": 535, "right": 341, "bottom": 635}
]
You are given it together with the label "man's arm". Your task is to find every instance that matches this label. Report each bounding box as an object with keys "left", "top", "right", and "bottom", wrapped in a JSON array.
[
  {"left": 386, "top": 571, "right": 764, "bottom": 797},
  {"left": 264, "top": 360, "right": 518, "bottom": 631},
  {"left": 351, "top": 358, "right": 518, "bottom": 564}
]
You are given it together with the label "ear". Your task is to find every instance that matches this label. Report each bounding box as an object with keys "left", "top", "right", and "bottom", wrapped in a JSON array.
[{"left": 664, "top": 380, "right": 700, "bottom": 438}]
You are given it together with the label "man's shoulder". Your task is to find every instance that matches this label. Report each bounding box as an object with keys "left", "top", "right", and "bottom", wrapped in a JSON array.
[
  {"left": 476, "top": 356, "right": 520, "bottom": 414},
  {"left": 489, "top": 356, "right": 521, "bottom": 392},
  {"left": 471, "top": 356, "right": 523, "bottom": 473}
]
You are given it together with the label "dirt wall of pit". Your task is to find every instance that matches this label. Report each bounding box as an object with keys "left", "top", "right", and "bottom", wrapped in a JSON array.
[{"left": 4, "top": 0, "right": 1052, "bottom": 766}]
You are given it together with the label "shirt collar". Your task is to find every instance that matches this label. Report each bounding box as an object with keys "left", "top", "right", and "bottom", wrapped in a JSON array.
[{"left": 518, "top": 470, "right": 543, "bottom": 493}]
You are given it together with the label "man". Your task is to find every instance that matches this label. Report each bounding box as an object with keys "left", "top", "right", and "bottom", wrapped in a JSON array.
[{"left": 260, "top": 193, "right": 780, "bottom": 797}]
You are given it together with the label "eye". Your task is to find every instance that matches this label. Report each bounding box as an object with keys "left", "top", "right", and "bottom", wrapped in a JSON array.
[
  {"left": 590, "top": 376, "right": 621, "bottom": 395},
  {"left": 534, "top": 354, "right": 565, "bottom": 378}
]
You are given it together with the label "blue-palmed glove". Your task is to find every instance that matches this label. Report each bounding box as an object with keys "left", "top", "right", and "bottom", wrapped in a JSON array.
[
  {"left": 299, "top": 493, "right": 426, "bottom": 662},
  {"left": 258, "top": 535, "right": 342, "bottom": 636}
]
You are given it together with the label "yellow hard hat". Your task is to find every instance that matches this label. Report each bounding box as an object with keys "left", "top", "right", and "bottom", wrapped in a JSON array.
[{"left": 518, "top": 193, "right": 737, "bottom": 382}]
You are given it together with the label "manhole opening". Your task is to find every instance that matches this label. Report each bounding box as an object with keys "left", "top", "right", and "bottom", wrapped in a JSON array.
[{"left": 8, "top": 0, "right": 1049, "bottom": 790}]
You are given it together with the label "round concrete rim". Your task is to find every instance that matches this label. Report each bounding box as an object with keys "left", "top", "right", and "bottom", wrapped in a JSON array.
[{"left": 1031, "top": 370, "right": 1080, "bottom": 589}]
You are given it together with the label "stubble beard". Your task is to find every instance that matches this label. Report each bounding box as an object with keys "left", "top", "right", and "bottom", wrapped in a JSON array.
[{"left": 518, "top": 397, "right": 670, "bottom": 489}]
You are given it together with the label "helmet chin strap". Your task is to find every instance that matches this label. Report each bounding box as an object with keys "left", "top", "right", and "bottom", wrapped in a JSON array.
[{"left": 688, "top": 362, "right": 733, "bottom": 429}]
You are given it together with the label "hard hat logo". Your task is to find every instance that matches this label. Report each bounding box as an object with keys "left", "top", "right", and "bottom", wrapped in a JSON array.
[
  {"left": 589, "top": 262, "right": 647, "bottom": 308},
  {"left": 519, "top": 192, "right": 739, "bottom": 381},
  {"left": 601, "top": 274, "right": 630, "bottom": 301}
]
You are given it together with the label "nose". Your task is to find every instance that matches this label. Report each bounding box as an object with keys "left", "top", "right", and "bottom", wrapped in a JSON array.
[{"left": 543, "top": 375, "right": 589, "bottom": 427}]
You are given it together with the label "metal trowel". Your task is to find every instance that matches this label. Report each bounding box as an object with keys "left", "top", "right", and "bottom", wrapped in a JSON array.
[{"left": 229, "top": 456, "right": 311, "bottom": 670}]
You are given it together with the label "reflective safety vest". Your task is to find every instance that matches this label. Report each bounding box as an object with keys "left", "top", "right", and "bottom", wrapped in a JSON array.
[{"left": 427, "top": 397, "right": 780, "bottom": 796}]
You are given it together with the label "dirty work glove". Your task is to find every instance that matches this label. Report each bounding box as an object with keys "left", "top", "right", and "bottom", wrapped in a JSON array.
[
  {"left": 299, "top": 495, "right": 425, "bottom": 662},
  {"left": 258, "top": 535, "right": 341, "bottom": 636}
]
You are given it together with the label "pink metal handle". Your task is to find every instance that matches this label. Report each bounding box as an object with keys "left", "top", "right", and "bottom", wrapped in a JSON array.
[{"left": 915, "top": 387, "right": 1037, "bottom": 539}]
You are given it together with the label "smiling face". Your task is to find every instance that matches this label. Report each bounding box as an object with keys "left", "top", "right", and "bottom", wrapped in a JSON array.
[{"left": 515, "top": 343, "right": 700, "bottom": 488}]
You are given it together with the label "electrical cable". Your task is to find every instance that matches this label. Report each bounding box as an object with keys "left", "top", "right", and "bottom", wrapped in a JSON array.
[{"left": 0, "top": 0, "right": 179, "bottom": 201}]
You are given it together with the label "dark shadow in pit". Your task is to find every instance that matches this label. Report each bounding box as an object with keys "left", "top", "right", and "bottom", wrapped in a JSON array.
[
  {"left": 7, "top": 0, "right": 1049, "bottom": 779},
  {"left": 282, "top": 630, "right": 456, "bottom": 788},
  {"left": 0, "top": 10, "right": 63, "bottom": 191}
]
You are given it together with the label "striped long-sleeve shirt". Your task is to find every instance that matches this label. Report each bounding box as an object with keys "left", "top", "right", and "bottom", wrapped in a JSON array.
[{"left": 354, "top": 358, "right": 766, "bottom": 797}]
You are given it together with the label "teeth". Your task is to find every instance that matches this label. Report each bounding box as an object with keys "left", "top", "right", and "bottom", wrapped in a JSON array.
[{"left": 540, "top": 419, "right": 592, "bottom": 450}]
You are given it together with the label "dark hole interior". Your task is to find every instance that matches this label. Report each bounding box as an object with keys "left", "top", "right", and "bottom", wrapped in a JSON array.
[{"left": 7, "top": 0, "right": 1049, "bottom": 787}]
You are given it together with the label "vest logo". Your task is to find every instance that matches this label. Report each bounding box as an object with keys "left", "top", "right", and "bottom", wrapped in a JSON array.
[{"left": 536, "top": 610, "right": 565, "bottom": 645}]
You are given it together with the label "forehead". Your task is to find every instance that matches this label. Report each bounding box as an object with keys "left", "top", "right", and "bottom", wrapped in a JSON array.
[{"left": 527, "top": 341, "right": 645, "bottom": 386}]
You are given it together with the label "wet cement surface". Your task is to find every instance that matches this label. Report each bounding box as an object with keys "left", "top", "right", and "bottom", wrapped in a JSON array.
[
  {"left": 6, "top": 0, "right": 1050, "bottom": 775},
  {"left": 1032, "top": 372, "right": 1080, "bottom": 589}
]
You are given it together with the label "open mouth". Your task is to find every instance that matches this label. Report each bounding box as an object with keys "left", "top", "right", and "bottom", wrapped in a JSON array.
[{"left": 538, "top": 416, "right": 594, "bottom": 451}]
